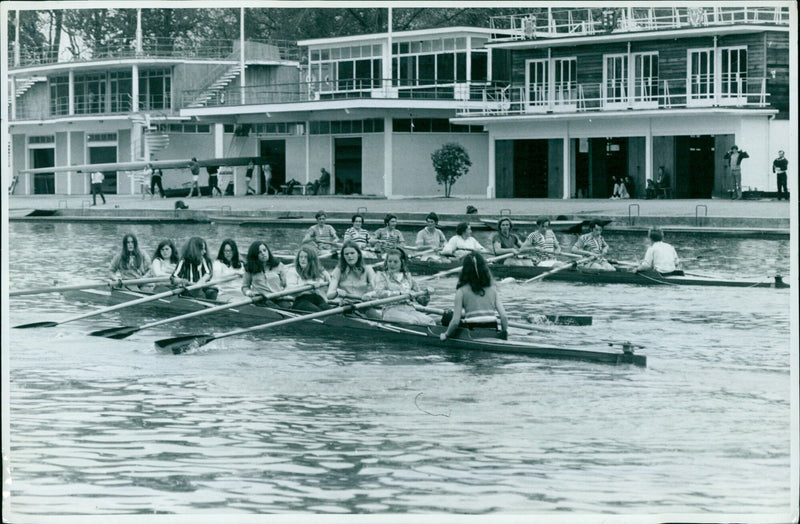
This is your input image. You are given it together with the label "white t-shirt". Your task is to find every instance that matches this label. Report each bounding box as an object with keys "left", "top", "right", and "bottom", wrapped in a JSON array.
[
  {"left": 642, "top": 241, "right": 680, "bottom": 273},
  {"left": 91, "top": 171, "right": 104, "bottom": 184}
]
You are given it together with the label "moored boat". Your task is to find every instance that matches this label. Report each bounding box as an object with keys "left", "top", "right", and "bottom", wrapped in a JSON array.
[{"left": 60, "top": 288, "right": 642, "bottom": 367}]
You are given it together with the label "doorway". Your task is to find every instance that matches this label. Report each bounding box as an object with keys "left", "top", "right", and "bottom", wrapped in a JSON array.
[
  {"left": 259, "top": 139, "right": 286, "bottom": 194},
  {"left": 31, "top": 148, "right": 55, "bottom": 194},
  {"left": 89, "top": 146, "right": 117, "bottom": 194},
  {"left": 513, "top": 140, "right": 549, "bottom": 197},
  {"left": 674, "top": 135, "right": 715, "bottom": 198},
  {"left": 334, "top": 137, "right": 362, "bottom": 195}
]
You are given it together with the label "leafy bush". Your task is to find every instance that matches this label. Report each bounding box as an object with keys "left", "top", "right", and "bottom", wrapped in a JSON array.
[{"left": 431, "top": 143, "right": 471, "bottom": 198}]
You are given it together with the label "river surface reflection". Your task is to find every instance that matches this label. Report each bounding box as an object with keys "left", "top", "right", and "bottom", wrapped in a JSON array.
[{"left": 5, "top": 221, "right": 793, "bottom": 519}]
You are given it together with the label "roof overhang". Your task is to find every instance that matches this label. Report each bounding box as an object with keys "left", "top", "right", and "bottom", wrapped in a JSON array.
[
  {"left": 455, "top": 107, "right": 779, "bottom": 125},
  {"left": 299, "top": 26, "right": 514, "bottom": 47},
  {"left": 488, "top": 24, "right": 789, "bottom": 50},
  {"left": 10, "top": 58, "right": 297, "bottom": 76}
]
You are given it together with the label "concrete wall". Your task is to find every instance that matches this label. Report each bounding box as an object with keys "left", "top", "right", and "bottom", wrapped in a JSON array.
[
  {"left": 69, "top": 131, "right": 85, "bottom": 194},
  {"left": 391, "top": 133, "right": 489, "bottom": 197},
  {"left": 12, "top": 134, "right": 27, "bottom": 194},
  {"left": 547, "top": 139, "right": 563, "bottom": 198},
  {"left": 309, "top": 135, "right": 333, "bottom": 186},
  {"left": 55, "top": 132, "right": 69, "bottom": 194},
  {"left": 285, "top": 136, "right": 307, "bottom": 183},
  {"left": 736, "top": 115, "right": 772, "bottom": 192},
  {"left": 628, "top": 137, "right": 646, "bottom": 198},
  {"left": 16, "top": 82, "right": 49, "bottom": 119}
]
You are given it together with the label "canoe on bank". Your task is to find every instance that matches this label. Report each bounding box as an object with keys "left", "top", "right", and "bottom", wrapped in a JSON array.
[
  {"left": 60, "top": 288, "right": 643, "bottom": 367},
  {"left": 403, "top": 259, "right": 789, "bottom": 289}
]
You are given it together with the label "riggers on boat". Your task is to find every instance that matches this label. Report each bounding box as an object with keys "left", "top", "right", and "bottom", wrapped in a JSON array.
[
  {"left": 61, "top": 288, "right": 644, "bottom": 367},
  {"left": 402, "top": 259, "right": 789, "bottom": 289}
]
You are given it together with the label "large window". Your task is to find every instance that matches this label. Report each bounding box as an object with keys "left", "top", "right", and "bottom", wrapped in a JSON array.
[
  {"left": 74, "top": 73, "right": 107, "bottom": 114},
  {"left": 688, "top": 49, "right": 715, "bottom": 105},
  {"left": 110, "top": 71, "right": 132, "bottom": 112},
  {"left": 633, "top": 52, "right": 659, "bottom": 106},
  {"left": 49, "top": 75, "right": 69, "bottom": 116},
  {"left": 720, "top": 47, "right": 747, "bottom": 100},
  {"left": 604, "top": 54, "right": 628, "bottom": 107},
  {"left": 310, "top": 44, "right": 383, "bottom": 92},
  {"left": 139, "top": 68, "right": 171, "bottom": 110},
  {"left": 526, "top": 59, "right": 549, "bottom": 109},
  {"left": 603, "top": 52, "right": 659, "bottom": 108},
  {"left": 392, "top": 37, "right": 469, "bottom": 86},
  {"left": 553, "top": 57, "right": 577, "bottom": 107}
]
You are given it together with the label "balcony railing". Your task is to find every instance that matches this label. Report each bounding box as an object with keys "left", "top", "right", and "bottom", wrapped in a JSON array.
[
  {"left": 12, "top": 37, "right": 300, "bottom": 68},
  {"left": 457, "top": 77, "right": 771, "bottom": 117},
  {"left": 490, "top": 6, "right": 790, "bottom": 40},
  {"left": 180, "top": 78, "right": 497, "bottom": 108},
  {"left": 13, "top": 92, "right": 175, "bottom": 121}
]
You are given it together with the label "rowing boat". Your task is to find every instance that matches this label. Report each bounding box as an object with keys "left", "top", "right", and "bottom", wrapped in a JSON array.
[
  {"left": 402, "top": 259, "right": 788, "bottom": 289},
  {"left": 60, "top": 288, "right": 641, "bottom": 366},
  {"left": 480, "top": 218, "right": 604, "bottom": 234}
]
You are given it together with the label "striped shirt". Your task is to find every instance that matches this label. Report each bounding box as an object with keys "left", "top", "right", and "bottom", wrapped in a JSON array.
[
  {"left": 344, "top": 227, "right": 371, "bottom": 249},
  {"left": 573, "top": 232, "right": 608, "bottom": 255},
  {"left": 526, "top": 230, "right": 560, "bottom": 254}
]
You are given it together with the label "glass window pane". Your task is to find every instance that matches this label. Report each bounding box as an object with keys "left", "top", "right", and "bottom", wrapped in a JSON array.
[
  {"left": 456, "top": 53, "right": 467, "bottom": 82},
  {"left": 393, "top": 118, "right": 411, "bottom": 132},
  {"left": 437, "top": 53, "right": 454, "bottom": 82},
  {"left": 418, "top": 54, "right": 435, "bottom": 84},
  {"left": 471, "top": 52, "right": 487, "bottom": 82}
]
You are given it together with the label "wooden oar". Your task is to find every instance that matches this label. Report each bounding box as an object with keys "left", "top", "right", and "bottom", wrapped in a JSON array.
[
  {"left": 523, "top": 254, "right": 599, "bottom": 284},
  {"left": 9, "top": 276, "right": 170, "bottom": 297},
  {"left": 13, "top": 275, "right": 239, "bottom": 329},
  {"left": 154, "top": 292, "right": 422, "bottom": 354},
  {"left": 425, "top": 252, "right": 516, "bottom": 280},
  {"left": 411, "top": 304, "right": 553, "bottom": 332},
  {"left": 88, "top": 282, "right": 325, "bottom": 339}
]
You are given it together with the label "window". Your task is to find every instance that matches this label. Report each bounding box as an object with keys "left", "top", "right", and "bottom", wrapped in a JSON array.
[
  {"left": 633, "top": 53, "right": 658, "bottom": 105},
  {"left": 471, "top": 51, "right": 488, "bottom": 82},
  {"left": 109, "top": 71, "right": 132, "bottom": 112},
  {"left": 74, "top": 73, "right": 107, "bottom": 114},
  {"left": 721, "top": 47, "right": 746, "bottom": 99},
  {"left": 604, "top": 54, "right": 628, "bottom": 106},
  {"left": 139, "top": 68, "right": 171, "bottom": 110},
  {"left": 688, "top": 49, "right": 715, "bottom": 105},
  {"left": 49, "top": 76, "right": 69, "bottom": 116},
  {"left": 553, "top": 58, "right": 577, "bottom": 106},
  {"left": 526, "top": 59, "right": 549, "bottom": 108}
]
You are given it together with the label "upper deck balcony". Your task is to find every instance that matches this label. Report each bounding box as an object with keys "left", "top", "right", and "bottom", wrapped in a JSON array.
[
  {"left": 489, "top": 6, "right": 790, "bottom": 41},
  {"left": 10, "top": 37, "right": 301, "bottom": 71}
]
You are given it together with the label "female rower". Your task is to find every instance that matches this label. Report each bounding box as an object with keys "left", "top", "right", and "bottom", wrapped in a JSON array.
[
  {"left": 491, "top": 217, "right": 529, "bottom": 266},
  {"left": 285, "top": 245, "right": 331, "bottom": 312},
  {"left": 520, "top": 218, "right": 561, "bottom": 266},
  {"left": 571, "top": 219, "right": 615, "bottom": 271},
  {"left": 372, "top": 213, "right": 405, "bottom": 253},
  {"left": 343, "top": 214, "right": 376, "bottom": 260},
  {"left": 148, "top": 239, "right": 179, "bottom": 291},
  {"left": 110, "top": 233, "right": 151, "bottom": 289},
  {"left": 212, "top": 239, "right": 245, "bottom": 302},
  {"left": 327, "top": 241, "right": 378, "bottom": 305},
  {"left": 363, "top": 248, "right": 434, "bottom": 325},
  {"left": 440, "top": 222, "right": 488, "bottom": 259},
  {"left": 302, "top": 210, "right": 340, "bottom": 253},
  {"left": 440, "top": 252, "right": 508, "bottom": 342},
  {"left": 242, "top": 240, "right": 291, "bottom": 308},
  {"left": 171, "top": 237, "right": 218, "bottom": 299}
]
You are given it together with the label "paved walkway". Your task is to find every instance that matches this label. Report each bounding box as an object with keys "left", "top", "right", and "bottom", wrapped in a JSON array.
[{"left": 5, "top": 194, "right": 793, "bottom": 221}]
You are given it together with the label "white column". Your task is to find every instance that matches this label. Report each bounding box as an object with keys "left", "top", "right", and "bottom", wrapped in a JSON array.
[
  {"left": 304, "top": 121, "right": 310, "bottom": 183},
  {"left": 240, "top": 8, "right": 246, "bottom": 105},
  {"left": 131, "top": 64, "right": 139, "bottom": 112},
  {"left": 10, "top": 77, "right": 16, "bottom": 119},
  {"left": 68, "top": 70, "right": 74, "bottom": 115},
  {"left": 15, "top": 10, "right": 20, "bottom": 67},
  {"left": 562, "top": 126, "right": 570, "bottom": 199},
  {"left": 66, "top": 131, "right": 72, "bottom": 195},
  {"left": 713, "top": 36, "right": 720, "bottom": 106},
  {"left": 136, "top": 8, "right": 142, "bottom": 56},
  {"left": 383, "top": 116, "right": 392, "bottom": 197},
  {"left": 487, "top": 135, "right": 495, "bottom": 198},
  {"left": 384, "top": 7, "right": 393, "bottom": 95},
  {"left": 645, "top": 121, "right": 653, "bottom": 185}
]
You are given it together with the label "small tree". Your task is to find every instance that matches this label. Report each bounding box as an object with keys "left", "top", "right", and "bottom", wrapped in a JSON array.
[{"left": 431, "top": 143, "right": 471, "bottom": 198}]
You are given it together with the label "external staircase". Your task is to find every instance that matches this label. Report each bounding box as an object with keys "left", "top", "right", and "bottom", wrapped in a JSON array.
[
  {"left": 186, "top": 63, "right": 244, "bottom": 108},
  {"left": 13, "top": 76, "right": 46, "bottom": 97}
]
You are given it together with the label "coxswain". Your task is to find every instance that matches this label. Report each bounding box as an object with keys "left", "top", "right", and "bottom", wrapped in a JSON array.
[
  {"left": 440, "top": 253, "right": 509, "bottom": 341},
  {"left": 634, "top": 228, "right": 683, "bottom": 276},
  {"left": 571, "top": 220, "right": 615, "bottom": 271}
]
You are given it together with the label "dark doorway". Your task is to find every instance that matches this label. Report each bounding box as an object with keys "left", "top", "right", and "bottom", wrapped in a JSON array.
[
  {"left": 32, "top": 148, "right": 55, "bottom": 194},
  {"left": 574, "top": 139, "right": 590, "bottom": 198},
  {"left": 89, "top": 146, "right": 117, "bottom": 194},
  {"left": 604, "top": 137, "right": 628, "bottom": 196},
  {"left": 674, "top": 135, "right": 715, "bottom": 198},
  {"left": 259, "top": 140, "right": 286, "bottom": 194},
  {"left": 334, "top": 137, "right": 362, "bottom": 195},
  {"left": 512, "top": 140, "right": 548, "bottom": 197}
]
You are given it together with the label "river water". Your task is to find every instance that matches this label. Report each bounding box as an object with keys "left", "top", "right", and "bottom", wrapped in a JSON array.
[{"left": 3, "top": 221, "right": 795, "bottom": 521}]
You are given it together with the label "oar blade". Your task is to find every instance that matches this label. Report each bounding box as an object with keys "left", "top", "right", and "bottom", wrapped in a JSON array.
[
  {"left": 13, "top": 321, "right": 59, "bottom": 329},
  {"left": 154, "top": 334, "right": 216, "bottom": 354},
  {"left": 88, "top": 326, "right": 139, "bottom": 339}
]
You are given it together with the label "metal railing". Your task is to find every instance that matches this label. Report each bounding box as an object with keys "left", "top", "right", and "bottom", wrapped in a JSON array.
[
  {"left": 490, "top": 6, "right": 790, "bottom": 40},
  {"left": 458, "top": 76, "right": 771, "bottom": 116},
  {"left": 12, "top": 37, "right": 300, "bottom": 68}
]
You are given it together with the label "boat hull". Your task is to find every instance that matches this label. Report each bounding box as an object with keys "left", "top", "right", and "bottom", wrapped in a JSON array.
[{"left": 61, "top": 289, "right": 643, "bottom": 367}]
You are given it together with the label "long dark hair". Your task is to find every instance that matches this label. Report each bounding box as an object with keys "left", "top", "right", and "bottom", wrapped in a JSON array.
[
  {"left": 175, "top": 237, "right": 212, "bottom": 280},
  {"left": 245, "top": 240, "right": 279, "bottom": 273},
  {"left": 119, "top": 233, "right": 145, "bottom": 268},
  {"left": 152, "top": 239, "right": 179, "bottom": 264},
  {"left": 336, "top": 241, "right": 365, "bottom": 276},
  {"left": 295, "top": 245, "right": 324, "bottom": 280},
  {"left": 456, "top": 252, "right": 492, "bottom": 295},
  {"left": 216, "top": 238, "right": 242, "bottom": 269}
]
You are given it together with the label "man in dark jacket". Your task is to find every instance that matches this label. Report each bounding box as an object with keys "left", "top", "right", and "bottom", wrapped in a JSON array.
[
  {"left": 772, "top": 150, "right": 788, "bottom": 201},
  {"left": 723, "top": 145, "right": 749, "bottom": 200}
]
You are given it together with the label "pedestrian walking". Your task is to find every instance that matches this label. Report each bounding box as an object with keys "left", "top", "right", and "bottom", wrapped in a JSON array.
[
  {"left": 207, "top": 165, "right": 222, "bottom": 197},
  {"left": 90, "top": 170, "right": 106, "bottom": 205},
  {"left": 724, "top": 145, "right": 749, "bottom": 200},
  {"left": 151, "top": 166, "right": 165, "bottom": 198},
  {"left": 188, "top": 157, "right": 201, "bottom": 197},
  {"left": 772, "top": 150, "right": 788, "bottom": 201}
]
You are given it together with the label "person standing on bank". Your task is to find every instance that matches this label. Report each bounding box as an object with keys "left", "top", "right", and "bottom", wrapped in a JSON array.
[
  {"left": 772, "top": 150, "right": 789, "bottom": 201},
  {"left": 207, "top": 165, "right": 222, "bottom": 198},
  {"left": 244, "top": 160, "right": 257, "bottom": 195},
  {"left": 188, "top": 157, "right": 201, "bottom": 197},
  {"left": 724, "top": 145, "right": 749, "bottom": 200},
  {"left": 319, "top": 168, "right": 331, "bottom": 195},
  {"left": 150, "top": 165, "right": 165, "bottom": 198},
  {"left": 90, "top": 170, "right": 106, "bottom": 205}
]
